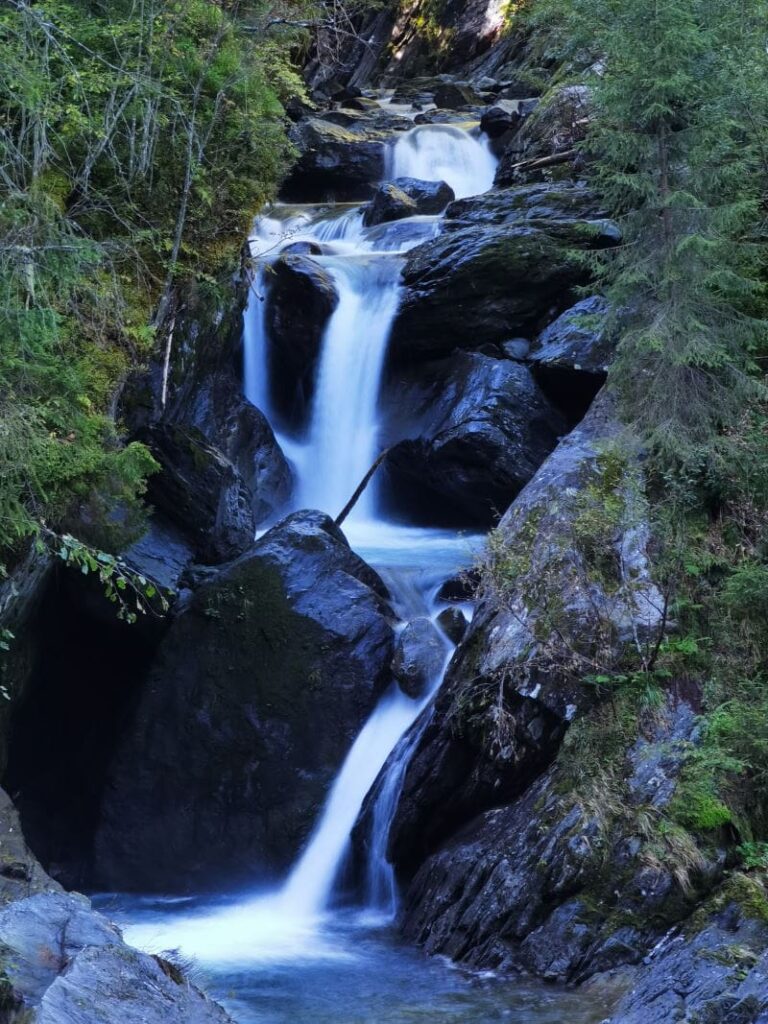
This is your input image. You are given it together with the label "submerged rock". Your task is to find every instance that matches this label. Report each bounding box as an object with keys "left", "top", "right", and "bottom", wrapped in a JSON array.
[
  {"left": 393, "top": 617, "right": 447, "bottom": 698},
  {"left": 381, "top": 352, "right": 565, "bottom": 527},
  {"left": 93, "top": 511, "right": 395, "bottom": 891},
  {"left": 363, "top": 177, "right": 455, "bottom": 226}
]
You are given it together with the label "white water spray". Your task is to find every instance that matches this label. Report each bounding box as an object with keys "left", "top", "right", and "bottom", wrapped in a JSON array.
[{"left": 387, "top": 124, "right": 497, "bottom": 200}]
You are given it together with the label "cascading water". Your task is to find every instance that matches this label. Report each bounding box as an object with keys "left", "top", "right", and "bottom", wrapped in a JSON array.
[
  {"left": 387, "top": 124, "right": 498, "bottom": 200},
  {"left": 111, "top": 111, "right": 617, "bottom": 1024}
]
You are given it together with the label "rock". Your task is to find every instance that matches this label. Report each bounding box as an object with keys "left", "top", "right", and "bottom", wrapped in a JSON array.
[
  {"left": 381, "top": 352, "right": 565, "bottom": 527},
  {"left": 93, "top": 511, "right": 395, "bottom": 891},
  {"left": 281, "top": 117, "right": 389, "bottom": 201},
  {"left": 362, "top": 177, "right": 455, "bottom": 226},
  {"left": 436, "top": 572, "right": 478, "bottom": 603},
  {"left": 435, "top": 607, "right": 468, "bottom": 645},
  {"left": 414, "top": 109, "right": 483, "bottom": 126},
  {"left": 265, "top": 253, "right": 339, "bottom": 422},
  {"left": 384, "top": 395, "right": 665, "bottom": 878},
  {"left": 0, "top": 787, "right": 62, "bottom": 905},
  {"left": 433, "top": 82, "right": 482, "bottom": 109},
  {"left": 530, "top": 296, "right": 612, "bottom": 375},
  {"left": 393, "top": 618, "right": 447, "bottom": 698},
  {"left": 0, "top": 891, "right": 232, "bottom": 1023},
  {"left": 495, "top": 84, "right": 593, "bottom": 187},
  {"left": 145, "top": 424, "right": 256, "bottom": 564},
  {"left": 480, "top": 105, "right": 520, "bottom": 138},
  {"left": 122, "top": 517, "right": 195, "bottom": 595},
  {"left": 397, "top": 696, "right": 709, "bottom": 981},
  {"left": 604, "top": 880, "right": 768, "bottom": 1024},
  {"left": 122, "top": 278, "right": 293, "bottom": 552},
  {"left": 445, "top": 182, "right": 605, "bottom": 228},
  {"left": 388, "top": 223, "right": 593, "bottom": 361},
  {"left": 501, "top": 338, "right": 530, "bottom": 360}
]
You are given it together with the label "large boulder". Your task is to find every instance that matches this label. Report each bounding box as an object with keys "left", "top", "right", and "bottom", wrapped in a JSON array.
[
  {"left": 445, "top": 181, "right": 605, "bottom": 228},
  {"left": 362, "top": 177, "right": 455, "bottom": 227},
  {"left": 529, "top": 296, "right": 612, "bottom": 375},
  {"left": 265, "top": 253, "right": 339, "bottom": 423},
  {"left": 388, "top": 224, "right": 590, "bottom": 361},
  {"left": 381, "top": 352, "right": 566, "bottom": 527},
  {"left": 281, "top": 117, "right": 389, "bottom": 201},
  {"left": 433, "top": 82, "right": 483, "bottom": 108},
  {"left": 0, "top": 891, "right": 232, "bottom": 1024},
  {"left": 93, "top": 511, "right": 396, "bottom": 892},
  {"left": 144, "top": 424, "right": 256, "bottom": 564},
  {"left": 123, "top": 279, "right": 293, "bottom": 558},
  {"left": 384, "top": 395, "right": 665, "bottom": 877}
]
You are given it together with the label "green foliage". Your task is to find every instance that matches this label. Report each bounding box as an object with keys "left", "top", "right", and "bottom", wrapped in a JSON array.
[
  {"left": 738, "top": 842, "right": 768, "bottom": 872},
  {"left": 47, "top": 531, "right": 169, "bottom": 624},
  {"left": 526, "top": 0, "right": 768, "bottom": 465},
  {"left": 0, "top": 0, "right": 299, "bottom": 562}
]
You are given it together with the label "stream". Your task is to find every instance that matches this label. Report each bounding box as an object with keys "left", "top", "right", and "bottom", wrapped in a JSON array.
[{"left": 97, "top": 117, "right": 617, "bottom": 1024}]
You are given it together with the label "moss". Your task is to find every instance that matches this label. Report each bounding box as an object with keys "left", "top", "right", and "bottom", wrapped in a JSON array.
[{"left": 689, "top": 873, "right": 768, "bottom": 932}]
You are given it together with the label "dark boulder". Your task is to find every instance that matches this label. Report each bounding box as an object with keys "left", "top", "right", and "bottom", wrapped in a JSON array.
[
  {"left": 265, "top": 253, "right": 339, "bottom": 422},
  {"left": 363, "top": 177, "right": 455, "bottom": 227},
  {"left": 145, "top": 424, "right": 256, "bottom": 563},
  {"left": 123, "top": 278, "right": 293, "bottom": 555},
  {"left": 388, "top": 224, "right": 590, "bottom": 361},
  {"left": 393, "top": 617, "right": 447, "bottom": 698},
  {"left": 530, "top": 295, "right": 612, "bottom": 375},
  {"left": 281, "top": 117, "right": 389, "bottom": 201},
  {"left": 433, "top": 82, "right": 483, "bottom": 109},
  {"left": 435, "top": 606, "right": 468, "bottom": 645},
  {"left": 480, "top": 105, "right": 520, "bottom": 138},
  {"left": 381, "top": 352, "right": 566, "bottom": 527},
  {"left": 93, "top": 511, "right": 395, "bottom": 892},
  {"left": 445, "top": 182, "right": 605, "bottom": 228},
  {"left": 529, "top": 296, "right": 612, "bottom": 422}
]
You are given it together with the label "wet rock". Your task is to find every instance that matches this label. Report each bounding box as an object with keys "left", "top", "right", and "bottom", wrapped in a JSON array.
[
  {"left": 445, "top": 182, "right": 605, "bottom": 228},
  {"left": 436, "top": 572, "right": 478, "bottom": 603},
  {"left": 433, "top": 82, "right": 483, "bottom": 109},
  {"left": 0, "top": 891, "right": 232, "bottom": 1023},
  {"left": 435, "top": 606, "right": 468, "bottom": 645},
  {"left": 530, "top": 296, "right": 612, "bottom": 375},
  {"left": 413, "top": 109, "right": 482, "bottom": 125},
  {"left": 122, "top": 517, "right": 195, "bottom": 595},
  {"left": 363, "top": 177, "right": 455, "bottom": 227},
  {"left": 265, "top": 253, "right": 339, "bottom": 421},
  {"left": 397, "top": 697, "right": 706, "bottom": 981},
  {"left": 381, "top": 352, "right": 566, "bottom": 527},
  {"left": 393, "top": 617, "right": 447, "bottom": 698},
  {"left": 93, "top": 511, "right": 395, "bottom": 891},
  {"left": 604, "top": 885, "right": 768, "bottom": 1024},
  {"left": 281, "top": 117, "right": 389, "bottom": 201},
  {"left": 386, "top": 395, "right": 665, "bottom": 877},
  {"left": 480, "top": 105, "right": 520, "bottom": 138},
  {"left": 495, "top": 84, "right": 593, "bottom": 187},
  {"left": 389, "top": 224, "right": 590, "bottom": 361},
  {"left": 122, "top": 278, "right": 293, "bottom": 554},
  {"left": 144, "top": 425, "right": 256, "bottom": 564},
  {"left": 0, "top": 787, "right": 62, "bottom": 904}
]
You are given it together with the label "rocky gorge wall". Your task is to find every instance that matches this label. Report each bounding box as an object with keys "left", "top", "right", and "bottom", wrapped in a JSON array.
[{"left": 0, "top": 3, "right": 766, "bottom": 1022}]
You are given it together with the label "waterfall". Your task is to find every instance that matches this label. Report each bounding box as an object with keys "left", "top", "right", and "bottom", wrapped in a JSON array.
[
  {"left": 387, "top": 125, "right": 498, "bottom": 200},
  {"left": 298, "top": 257, "right": 401, "bottom": 519},
  {"left": 124, "top": 124, "right": 495, "bottom": 966},
  {"left": 281, "top": 684, "right": 423, "bottom": 916}
]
